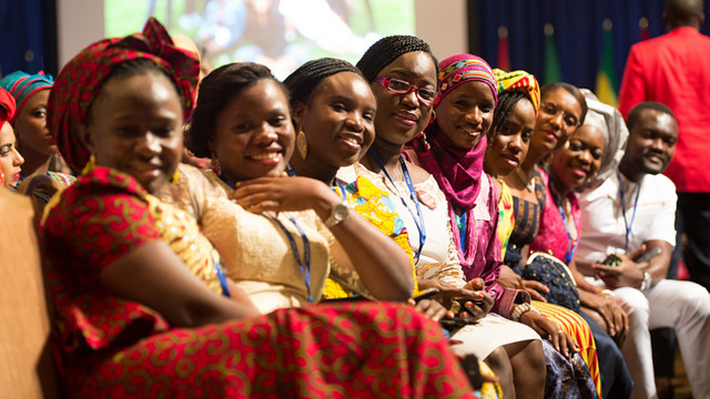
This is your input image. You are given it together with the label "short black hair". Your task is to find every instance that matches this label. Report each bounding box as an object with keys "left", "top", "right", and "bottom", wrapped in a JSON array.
[
  {"left": 626, "top": 101, "right": 676, "bottom": 132},
  {"left": 187, "top": 62, "right": 287, "bottom": 158}
]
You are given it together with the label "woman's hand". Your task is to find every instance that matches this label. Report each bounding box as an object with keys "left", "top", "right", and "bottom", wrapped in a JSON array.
[
  {"left": 408, "top": 297, "right": 453, "bottom": 322},
  {"left": 520, "top": 311, "right": 579, "bottom": 358},
  {"left": 418, "top": 278, "right": 493, "bottom": 322},
  {"left": 581, "top": 291, "right": 629, "bottom": 344},
  {"left": 497, "top": 265, "right": 551, "bottom": 302},
  {"left": 230, "top": 176, "right": 339, "bottom": 218}
]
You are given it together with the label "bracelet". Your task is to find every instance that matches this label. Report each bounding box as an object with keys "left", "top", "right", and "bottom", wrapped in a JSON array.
[
  {"left": 510, "top": 303, "right": 541, "bottom": 322},
  {"left": 639, "top": 270, "right": 651, "bottom": 291},
  {"left": 601, "top": 289, "right": 615, "bottom": 298}
]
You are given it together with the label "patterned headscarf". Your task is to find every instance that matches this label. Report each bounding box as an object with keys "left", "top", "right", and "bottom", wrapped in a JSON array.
[
  {"left": 493, "top": 69, "right": 540, "bottom": 113},
  {"left": 0, "top": 88, "right": 16, "bottom": 124},
  {"left": 578, "top": 89, "right": 628, "bottom": 192},
  {"left": 436, "top": 54, "right": 497, "bottom": 108},
  {"left": 49, "top": 17, "right": 200, "bottom": 172},
  {"left": 0, "top": 71, "right": 54, "bottom": 124}
]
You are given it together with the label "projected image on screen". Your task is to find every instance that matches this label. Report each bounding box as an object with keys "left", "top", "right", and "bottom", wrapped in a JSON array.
[{"left": 105, "top": 0, "right": 414, "bottom": 79}]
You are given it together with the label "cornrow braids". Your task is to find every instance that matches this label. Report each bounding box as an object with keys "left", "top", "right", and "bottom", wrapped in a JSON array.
[
  {"left": 284, "top": 58, "right": 362, "bottom": 109},
  {"left": 490, "top": 91, "right": 527, "bottom": 139},
  {"left": 356, "top": 35, "right": 438, "bottom": 83}
]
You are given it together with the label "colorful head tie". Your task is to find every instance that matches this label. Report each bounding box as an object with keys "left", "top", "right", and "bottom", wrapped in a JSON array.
[
  {"left": 48, "top": 17, "right": 200, "bottom": 172},
  {"left": 493, "top": 69, "right": 541, "bottom": 113},
  {"left": 0, "top": 70, "right": 54, "bottom": 124},
  {"left": 0, "top": 88, "right": 17, "bottom": 124},
  {"left": 436, "top": 54, "right": 497, "bottom": 108}
]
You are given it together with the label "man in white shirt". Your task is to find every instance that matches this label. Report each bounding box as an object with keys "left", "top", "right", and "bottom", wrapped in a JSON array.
[{"left": 576, "top": 102, "right": 710, "bottom": 399}]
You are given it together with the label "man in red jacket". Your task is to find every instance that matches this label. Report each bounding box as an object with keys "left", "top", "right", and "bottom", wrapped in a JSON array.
[{"left": 619, "top": 0, "right": 710, "bottom": 291}]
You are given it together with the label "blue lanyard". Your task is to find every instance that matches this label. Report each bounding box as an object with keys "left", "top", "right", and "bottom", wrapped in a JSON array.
[
  {"left": 209, "top": 245, "right": 232, "bottom": 298},
  {"left": 368, "top": 148, "right": 426, "bottom": 262},
  {"left": 285, "top": 162, "right": 297, "bottom": 177},
  {"left": 616, "top": 169, "right": 641, "bottom": 252},
  {"left": 218, "top": 173, "right": 237, "bottom": 189},
  {"left": 549, "top": 183, "right": 578, "bottom": 265},
  {"left": 273, "top": 214, "right": 313, "bottom": 303},
  {"left": 457, "top": 211, "right": 467, "bottom": 249},
  {"left": 222, "top": 169, "right": 311, "bottom": 301}
]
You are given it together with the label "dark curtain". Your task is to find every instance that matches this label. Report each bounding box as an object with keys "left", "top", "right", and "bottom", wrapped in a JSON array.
[
  {"left": 0, "top": 0, "right": 57, "bottom": 79},
  {"left": 470, "top": 0, "right": 710, "bottom": 91}
]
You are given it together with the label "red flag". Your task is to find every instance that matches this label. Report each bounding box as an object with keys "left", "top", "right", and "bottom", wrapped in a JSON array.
[
  {"left": 640, "top": 17, "right": 650, "bottom": 41},
  {"left": 497, "top": 26, "right": 510, "bottom": 71}
]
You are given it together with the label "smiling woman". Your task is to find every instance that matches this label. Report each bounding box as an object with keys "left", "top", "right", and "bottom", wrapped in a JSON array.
[
  {"left": 39, "top": 19, "right": 472, "bottom": 398},
  {"left": 0, "top": 89, "right": 24, "bottom": 190},
  {"left": 0, "top": 71, "right": 75, "bottom": 187}
]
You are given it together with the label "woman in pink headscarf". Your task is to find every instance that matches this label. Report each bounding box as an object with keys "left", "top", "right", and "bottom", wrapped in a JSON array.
[{"left": 406, "top": 53, "right": 597, "bottom": 399}]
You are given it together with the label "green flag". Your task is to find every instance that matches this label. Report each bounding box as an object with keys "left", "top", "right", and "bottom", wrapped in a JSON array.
[
  {"left": 544, "top": 24, "right": 562, "bottom": 84},
  {"left": 595, "top": 19, "right": 618, "bottom": 107}
]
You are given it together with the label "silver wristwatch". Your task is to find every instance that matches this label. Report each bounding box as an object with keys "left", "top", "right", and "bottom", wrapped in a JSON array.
[{"left": 324, "top": 201, "right": 350, "bottom": 228}]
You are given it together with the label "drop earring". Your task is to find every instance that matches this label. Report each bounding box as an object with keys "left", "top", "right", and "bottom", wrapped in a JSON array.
[
  {"left": 296, "top": 130, "right": 308, "bottom": 159},
  {"left": 211, "top": 152, "right": 221, "bottom": 176},
  {"left": 81, "top": 154, "right": 97, "bottom": 175}
]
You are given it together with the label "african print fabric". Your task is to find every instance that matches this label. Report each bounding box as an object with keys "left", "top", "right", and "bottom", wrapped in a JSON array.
[
  {"left": 41, "top": 166, "right": 476, "bottom": 398},
  {"left": 322, "top": 174, "right": 417, "bottom": 300}
]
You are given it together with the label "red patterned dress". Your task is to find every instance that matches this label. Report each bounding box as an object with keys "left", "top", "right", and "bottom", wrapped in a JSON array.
[{"left": 39, "top": 167, "right": 474, "bottom": 398}]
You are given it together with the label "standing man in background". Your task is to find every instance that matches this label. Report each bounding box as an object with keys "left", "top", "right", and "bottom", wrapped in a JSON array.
[
  {"left": 619, "top": 0, "right": 710, "bottom": 290},
  {"left": 618, "top": 1, "right": 710, "bottom": 397}
]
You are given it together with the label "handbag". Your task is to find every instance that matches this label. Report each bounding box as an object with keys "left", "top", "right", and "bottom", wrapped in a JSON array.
[{"left": 522, "top": 252, "right": 581, "bottom": 312}]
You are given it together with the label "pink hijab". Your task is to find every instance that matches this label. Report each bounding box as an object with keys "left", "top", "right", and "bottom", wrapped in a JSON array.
[{"left": 410, "top": 54, "right": 498, "bottom": 211}]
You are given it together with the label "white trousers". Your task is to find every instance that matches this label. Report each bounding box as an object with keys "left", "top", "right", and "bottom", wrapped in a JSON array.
[{"left": 614, "top": 279, "right": 710, "bottom": 399}]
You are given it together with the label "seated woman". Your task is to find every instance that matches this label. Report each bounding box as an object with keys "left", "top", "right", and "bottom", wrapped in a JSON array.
[
  {"left": 347, "top": 35, "right": 551, "bottom": 399},
  {"left": 1, "top": 88, "right": 25, "bottom": 190},
  {"left": 40, "top": 18, "right": 475, "bottom": 398},
  {"left": 527, "top": 90, "right": 633, "bottom": 399},
  {"left": 405, "top": 53, "right": 596, "bottom": 399},
  {"left": 280, "top": 57, "right": 418, "bottom": 300},
  {"left": 0, "top": 70, "right": 74, "bottom": 186},
  {"left": 502, "top": 83, "right": 632, "bottom": 399},
  {"left": 483, "top": 69, "right": 600, "bottom": 397},
  {"left": 161, "top": 61, "right": 414, "bottom": 313}
]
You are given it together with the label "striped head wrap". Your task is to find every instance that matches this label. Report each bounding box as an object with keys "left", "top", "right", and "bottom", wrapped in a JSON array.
[
  {"left": 493, "top": 69, "right": 540, "bottom": 113},
  {"left": 0, "top": 88, "right": 16, "bottom": 124},
  {"left": 436, "top": 54, "right": 497, "bottom": 108},
  {"left": 49, "top": 17, "right": 200, "bottom": 172},
  {"left": 0, "top": 71, "right": 54, "bottom": 124}
]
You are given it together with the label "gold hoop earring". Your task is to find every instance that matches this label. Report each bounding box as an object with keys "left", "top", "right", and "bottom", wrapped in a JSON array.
[
  {"left": 297, "top": 130, "right": 308, "bottom": 159},
  {"left": 431, "top": 110, "right": 437, "bottom": 120}
]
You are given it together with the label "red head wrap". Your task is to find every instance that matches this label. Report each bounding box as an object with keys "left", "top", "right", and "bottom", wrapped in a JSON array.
[
  {"left": 48, "top": 17, "right": 199, "bottom": 172},
  {"left": 0, "top": 88, "right": 16, "bottom": 124}
]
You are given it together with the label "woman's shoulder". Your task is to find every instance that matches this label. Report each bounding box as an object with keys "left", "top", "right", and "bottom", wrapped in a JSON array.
[{"left": 159, "top": 164, "right": 228, "bottom": 221}]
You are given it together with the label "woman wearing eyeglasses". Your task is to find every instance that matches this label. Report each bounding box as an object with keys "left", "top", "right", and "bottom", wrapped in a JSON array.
[
  {"left": 346, "top": 35, "right": 552, "bottom": 399},
  {"left": 500, "top": 84, "right": 634, "bottom": 399}
]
